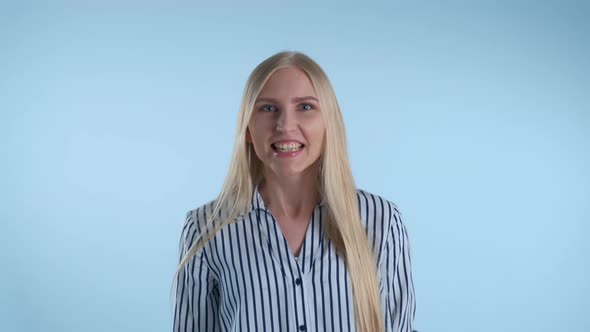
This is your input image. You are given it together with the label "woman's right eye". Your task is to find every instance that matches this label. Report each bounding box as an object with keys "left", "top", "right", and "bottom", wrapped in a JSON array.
[{"left": 261, "top": 105, "right": 276, "bottom": 112}]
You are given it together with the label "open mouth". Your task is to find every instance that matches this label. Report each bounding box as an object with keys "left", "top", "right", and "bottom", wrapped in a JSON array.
[{"left": 271, "top": 143, "right": 305, "bottom": 153}]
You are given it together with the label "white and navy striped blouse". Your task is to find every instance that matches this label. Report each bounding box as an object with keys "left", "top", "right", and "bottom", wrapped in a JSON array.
[{"left": 174, "top": 185, "right": 416, "bottom": 332}]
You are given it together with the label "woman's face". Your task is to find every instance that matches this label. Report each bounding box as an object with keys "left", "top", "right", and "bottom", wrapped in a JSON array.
[{"left": 246, "top": 66, "right": 326, "bottom": 178}]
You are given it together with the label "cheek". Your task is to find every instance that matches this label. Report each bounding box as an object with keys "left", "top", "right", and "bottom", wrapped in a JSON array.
[
  {"left": 247, "top": 119, "right": 261, "bottom": 141},
  {"left": 249, "top": 116, "right": 273, "bottom": 134},
  {"left": 248, "top": 126, "right": 271, "bottom": 150},
  {"left": 308, "top": 119, "right": 326, "bottom": 142}
]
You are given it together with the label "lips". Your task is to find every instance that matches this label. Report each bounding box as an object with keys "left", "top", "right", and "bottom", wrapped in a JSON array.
[
  {"left": 271, "top": 139, "right": 304, "bottom": 145},
  {"left": 271, "top": 139, "right": 305, "bottom": 150},
  {"left": 271, "top": 142, "right": 304, "bottom": 152}
]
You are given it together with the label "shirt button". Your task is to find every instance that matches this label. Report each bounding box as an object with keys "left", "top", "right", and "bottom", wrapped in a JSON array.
[
  {"left": 295, "top": 278, "right": 302, "bottom": 285},
  {"left": 299, "top": 325, "right": 306, "bottom": 331}
]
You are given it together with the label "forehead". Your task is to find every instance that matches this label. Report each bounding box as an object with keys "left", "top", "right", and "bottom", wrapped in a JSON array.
[{"left": 258, "top": 67, "right": 317, "bottom": 98}]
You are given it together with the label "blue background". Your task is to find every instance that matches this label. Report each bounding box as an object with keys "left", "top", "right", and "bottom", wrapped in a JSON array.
[{"left": 2, "top": 1, "right": 588, "bottom": 331}]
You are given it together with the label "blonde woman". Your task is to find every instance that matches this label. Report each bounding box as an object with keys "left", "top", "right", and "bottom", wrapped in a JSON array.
[{"left": 173, "top": 51, "right": 416, "bottom": 332}]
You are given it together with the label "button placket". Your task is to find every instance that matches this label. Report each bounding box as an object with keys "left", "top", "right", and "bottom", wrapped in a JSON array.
[{"left": 292, "top": 263, "right": 308, "bottom": 332}]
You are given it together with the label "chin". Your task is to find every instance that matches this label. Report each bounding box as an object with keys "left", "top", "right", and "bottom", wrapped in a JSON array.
[
  {"left": 272, "top": 168, "right": 304, "bottom": 177},
  {"left": 270, "top": 164, "right": 317, "bottom": 177}
]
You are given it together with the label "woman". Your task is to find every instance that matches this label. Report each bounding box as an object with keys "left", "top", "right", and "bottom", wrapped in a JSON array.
[{"left": 173, "top": 51, "right": 416, "bottom": 332}]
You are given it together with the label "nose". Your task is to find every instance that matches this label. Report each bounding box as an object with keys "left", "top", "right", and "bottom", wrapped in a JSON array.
[{"left": 276, "top": 108, "right": 297, "bottom": 131}]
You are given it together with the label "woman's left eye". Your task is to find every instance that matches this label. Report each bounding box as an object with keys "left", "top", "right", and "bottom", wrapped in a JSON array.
[{"left": 300, "top": 103, "right": 314, "bottom": 111}]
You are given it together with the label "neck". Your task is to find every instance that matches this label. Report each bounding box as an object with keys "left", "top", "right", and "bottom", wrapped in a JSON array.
[{"left": 259, "top": 167, "right": 321, "bottom": 219}]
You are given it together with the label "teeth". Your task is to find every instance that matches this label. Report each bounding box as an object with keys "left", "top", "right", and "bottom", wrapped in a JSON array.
[{"left": 273, "top": 143, "right": 303, "bottom": 151}]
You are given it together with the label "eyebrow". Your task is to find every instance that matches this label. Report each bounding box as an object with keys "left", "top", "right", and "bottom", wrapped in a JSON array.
[{"left": 255, "top": 96, "right": 319, "bottom": 104}]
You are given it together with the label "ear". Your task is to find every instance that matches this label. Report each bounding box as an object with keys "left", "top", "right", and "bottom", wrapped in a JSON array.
[{"left": 245, "top": 127, "right": 252, "bottom": 143}]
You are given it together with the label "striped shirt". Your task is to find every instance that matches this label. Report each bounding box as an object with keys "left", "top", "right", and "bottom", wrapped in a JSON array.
[{"left": 174, "top": 185, "right": 416, "bottom": 332}]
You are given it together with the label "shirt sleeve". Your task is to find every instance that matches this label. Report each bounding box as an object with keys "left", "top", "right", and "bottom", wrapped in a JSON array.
[
  {"left": 382, "top": 203, "right": 416, "bottom": 332},
  {"left": 173, "top": 209, "right": 220, "bottom": 332}
]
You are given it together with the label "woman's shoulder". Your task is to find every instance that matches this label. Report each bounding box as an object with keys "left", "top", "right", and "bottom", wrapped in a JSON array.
[
  {"left": 354, "top": 188, "right": 409, "bottom": 262},
  {"left": 355, "top": 187, "right": 402, "bottom": 215},
  {"left": 179, "top": 198, "right": 220, "bottom": 249},
  {"left": 354, "top": 188, "right": 405, "bottom": 234}
]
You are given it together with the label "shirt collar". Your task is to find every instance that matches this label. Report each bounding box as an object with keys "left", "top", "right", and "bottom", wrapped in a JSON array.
[{"left": 251, "top": 183, "right": 267, "bottom": 211}]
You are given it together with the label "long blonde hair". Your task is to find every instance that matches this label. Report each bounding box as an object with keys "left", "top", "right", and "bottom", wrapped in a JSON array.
[{"left": 172, "top": 51, "right": 384, "bottom": 332}]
